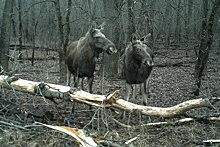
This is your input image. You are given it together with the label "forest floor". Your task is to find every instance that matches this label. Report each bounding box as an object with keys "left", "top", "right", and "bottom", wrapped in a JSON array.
[{"left": 0, "top": 44, "right": 220, "bottom": 146}]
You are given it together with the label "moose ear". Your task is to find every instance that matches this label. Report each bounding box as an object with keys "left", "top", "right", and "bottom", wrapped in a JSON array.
[
  {"left": 89, "top": 22, "right": 97, "bottom": 35},
  {"left": 131, "top": 33, "right": 137, "bottom": 43},
  {"left": 97, "top": 22, "right": 106, "bottom": 30},
  {"left": 141, "top": 33, "right": 151, "bottom": 42},
  {"left": 91, "top": 21, "right": 97, "bottom": 29}
]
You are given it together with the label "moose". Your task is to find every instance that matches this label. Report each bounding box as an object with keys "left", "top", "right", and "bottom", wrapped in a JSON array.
[
  {"left": 123, "top": 33, "right": 153, "bottom": 105},
  {"left": 66, "top": 22, "right": 117, "bottom": 93}
]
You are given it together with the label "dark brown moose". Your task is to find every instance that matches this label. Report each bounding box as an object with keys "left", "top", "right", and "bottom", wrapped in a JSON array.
[
  {"left": 123, "top": 33, "right": 153, "bottom": 105},
  {"left": 66, "top": 22, "right": 117, "bottom": 93}
]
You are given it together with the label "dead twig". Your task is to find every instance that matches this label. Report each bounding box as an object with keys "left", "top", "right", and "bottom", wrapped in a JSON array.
[
  {"left": 111, "top": 118, "right": 131, "bottom": 128},
  {"left": 0, "top": 120, "right": 28, "bottom": 130}
]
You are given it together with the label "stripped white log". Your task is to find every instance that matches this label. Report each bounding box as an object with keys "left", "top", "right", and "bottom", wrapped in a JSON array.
[
  {"left": 0, "top": 75, "right": 220, "bottom": 118},
  {"left": 203, "top": 139, "right": 220, "bottom": 145}
]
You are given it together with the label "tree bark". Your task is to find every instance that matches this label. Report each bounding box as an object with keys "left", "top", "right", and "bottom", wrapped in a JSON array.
[
  {"left": 147, "top": 0, "right": 154, "bottom": 44},
  {"left": 127, "top": 0, "right": 135, "bottom": 40},
  {"left": 18, "top": 0, "right": 23, "bottom": 60},
  {"left": 54, "top": 0, "right": 72, "bottom": 84},
  {"left": 1, "top": 75, "right": 220, "bottom": 118},
  {"left": 102, "top": 0, "right": 120, "bottom": 78},
  {"left": 0, "top": 0, "right": 14, "bottom": 71},
  {"left": 187, "top": 0, "right": 193, "bottom": 40},
  {"left": 175, "top": 0, "right": 181, "bottom": 43},
  {"left": 164, "top": 1, "right": 171, "bottom": 49},
  {"left": 54, "top": 0, "right": 65, "bottom": 83},
  {"left": 194, "top": 0, "right": 220, "bottom": 96},
  {"left": 31, "top": 1, "right": 36, "bottom": 66}
]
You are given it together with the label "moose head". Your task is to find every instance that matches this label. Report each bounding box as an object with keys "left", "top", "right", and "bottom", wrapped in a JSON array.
[
  {"left": 89, "top": 22, "right": 117, "bottom": 55},
  {"left": 130, "top": 33, "right": 153, "bottom": 67}
]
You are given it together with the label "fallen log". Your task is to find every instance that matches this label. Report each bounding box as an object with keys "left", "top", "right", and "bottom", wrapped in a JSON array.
[
  {"left": 203, "top": 140, "right": 220, "bottom": 146},
  {"left": 0, "top": 75, "right": 220, "bottom": 118},
  {"left": 9, "top": 44, "right": 56, "bottom": 51},
  {"left": 153, "top": 59, "right": 196, "bottom": 67}
]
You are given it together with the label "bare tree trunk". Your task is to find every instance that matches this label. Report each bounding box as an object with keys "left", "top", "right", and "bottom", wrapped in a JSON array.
[
  {"left": 175, "top": 0, "right": 181, "bottom": 43},
  {"left": 54, "top": 0, "right": 65, "bottom": 83},
  {"left": 54, "top": 0, "right": 72, "bottom": 84},
  {"left": 0, "top": 0, "right": 14, "bottom": 71},
  {"left": 127, "top": 0, "right": 135, "bottom": 40},
  {"left": 64, "top": 0, "right": 72, "bottom": 53},
  {"left": 18, "top": 0, "right": 23, "bottom": 60},
  {"left": 140, "top": 0, "right": 153, "bottom": 45},
  {"left": 10, "top": 2, "right": 16, "bottom": 38},
  {"left": 147, "top": 0, "right": 154, "bottom": 44},
  {"left": 140, "top": 0, "right": 147, "bottom": 36},
  {"left": 102, "top": 0, "right": 120, "bottom": 78},
  {"left": 31, "top": 2, "right": 36, "bottom": 66},
  {"left": 187, "top": 0, "right": 193, "bottom": 40},
  {"left": 194, "top": 0, "right": 220, "bottom": 96},
  {"left": 164, "top": 1, "right": 171, "bottom": 49}
]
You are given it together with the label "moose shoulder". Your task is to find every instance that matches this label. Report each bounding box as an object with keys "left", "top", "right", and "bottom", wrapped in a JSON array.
[
  {"left": 66, "top": 22, "right": 117, "bottom": 93},
  {"left": 123, "top": 33, "right": 153, "bottom": 105}
]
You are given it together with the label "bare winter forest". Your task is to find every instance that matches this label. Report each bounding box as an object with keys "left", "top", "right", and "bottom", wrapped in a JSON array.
[{"left": 0, "top": 0, "right": 220, "bottom": 146}]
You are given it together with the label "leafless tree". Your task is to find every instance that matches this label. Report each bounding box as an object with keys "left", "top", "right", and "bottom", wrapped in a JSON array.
[
  {"left": 194, "top": 0, "right": 220, "bottom": 96},
  {"left": 54, "top": 0, "right": 72, "bottom": 83},
  {"left": 0, "top": 0, "right": 14, "bottom": 71}
]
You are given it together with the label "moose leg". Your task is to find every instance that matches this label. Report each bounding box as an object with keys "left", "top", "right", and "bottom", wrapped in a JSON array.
[
  {"left": 87, "top": 76, "right": 94, "bottom": 116},
  {"left": 66, "top": 70, "right": 71, "bottom": 86},
  {"left": 79, "top": 78, "right": 84, "bottom": 90},
  {"left": 145, "top": 74, "right": 151, "bottom": 98},
  {"left": 125, "top": 83, "right": 132, "bottom": 101},
  {"left": 87, "top": 76, "right": 94, "bottom": 93},
  {"left": 140, "top": 82, "right": 148, "bottom": 106},
  {"left": 71, "top": 76, "right": 78, "bottom": 115},
  {"left": 71, "top": 75, "right": 80, "bottom": 115},
  {"left": 73, "top": 75, "right": 79, "bottom": 88},
  {"left": 132, "top": 84, "right": 137, "bottom": 103},
  {"left": 123, "top": 83, "right": 132, "bottom": 119}
]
